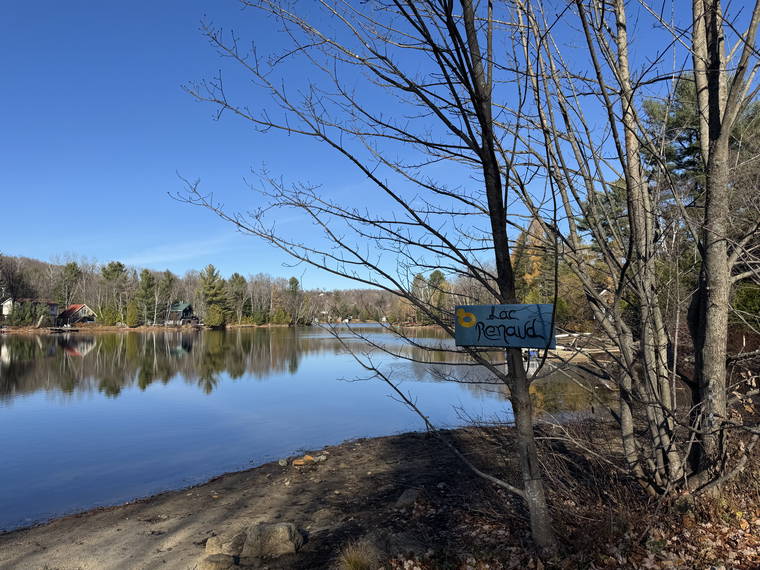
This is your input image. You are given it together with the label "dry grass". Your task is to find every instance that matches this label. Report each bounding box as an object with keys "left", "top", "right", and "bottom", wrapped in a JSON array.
[{"left": 336, "top": 537, "right": 384, "bottom": 570}]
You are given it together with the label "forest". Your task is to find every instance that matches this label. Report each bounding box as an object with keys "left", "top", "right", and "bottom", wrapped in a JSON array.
[
  {"left": 0, "top": 254, "right": 388, "bottom": 327},
  {"left": 0, "top": 239, "right": 603, "bottom": 329}
]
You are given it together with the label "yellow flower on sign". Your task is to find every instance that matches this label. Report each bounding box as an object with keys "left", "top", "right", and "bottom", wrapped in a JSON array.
[{"left": 457, "top": 308, "right": 477, "bottom": 328}]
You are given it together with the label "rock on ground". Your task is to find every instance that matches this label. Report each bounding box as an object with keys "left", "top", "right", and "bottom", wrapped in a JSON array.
[{"left": 205, "top": 522, "right": 303, "bottom": 559}]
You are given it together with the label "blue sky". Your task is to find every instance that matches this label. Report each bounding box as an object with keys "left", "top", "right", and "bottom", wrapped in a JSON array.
[
  {"left": 1, "top": 1, "right": 361, "bottom": 288},
  {"left": 1, "top": 1, "right": 707, "bottom": 289}
]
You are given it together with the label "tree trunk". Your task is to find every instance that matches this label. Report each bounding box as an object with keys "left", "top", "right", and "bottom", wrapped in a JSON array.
[
  {"left": 688, "top": 0, "right": 730, "bottom": 477},
  {"left": 613, "top": 0, "right": 684, "bottom": 484},
  {"left": 461, "top": 0, "right": 556, "bottom": 552},
  {"left": 690, "top": 136, "right": 730, "bottom": 474},
  {"left": 508, "top": 347, "right": 555, "bottom": 555}
]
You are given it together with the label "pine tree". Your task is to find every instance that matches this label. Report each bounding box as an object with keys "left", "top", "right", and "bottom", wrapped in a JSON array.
[
  {"left": 101, "top": 261, "right": 128, "bottom": 322},
  {"left": 427, "top": 270, "right": 447, "bottom": 315},
  {"left": 204, "top": 304, "right": 226, "bottom": 328},
  {"left": 199, "top": 264, "right": 227, "bottom": 326},
  {"left": 125, "top": 299, "right": 140, "bottom": 327},
  {"left": 286, "top": 276, "right": 303, "bottom": 324}
]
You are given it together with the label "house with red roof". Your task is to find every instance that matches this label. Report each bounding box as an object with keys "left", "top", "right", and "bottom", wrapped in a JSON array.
[{"left": 56, "top": 304, "right": 96, "bottom": 326}]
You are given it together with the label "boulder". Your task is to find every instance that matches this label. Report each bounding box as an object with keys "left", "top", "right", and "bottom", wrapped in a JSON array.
[
  {"left": 241, "top": 522, "right": 303, "bottom": 557},
  {"left": 205, "top": 532, "right": 247, "bottom": 557},
  {"left": 203, "top": 522, "right": 303, "bottom": 564}
]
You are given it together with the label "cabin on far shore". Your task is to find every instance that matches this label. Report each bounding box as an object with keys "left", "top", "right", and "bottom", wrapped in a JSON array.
[
  {"left": 166, "top": 302, "right": 198, "bottom": 326},
  {"left": 56, "top": 304, "right": 97, "bottom": 326}
]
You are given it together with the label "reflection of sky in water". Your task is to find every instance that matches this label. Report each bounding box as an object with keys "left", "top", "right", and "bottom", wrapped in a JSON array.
[{"left": 0, "top": 328, "right": 518, "bottom": 531}]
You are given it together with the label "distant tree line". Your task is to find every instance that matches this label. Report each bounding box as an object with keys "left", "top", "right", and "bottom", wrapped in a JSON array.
[
  {"left": 0, "top": 252, "right": 604, "bottom": 330},
  {"left": 0, "top": 255, "right": 391, "bottom": 326}
]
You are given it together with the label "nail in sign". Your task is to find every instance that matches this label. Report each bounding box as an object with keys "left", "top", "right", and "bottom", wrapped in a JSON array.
[{"left": 454, "top": 304, "right": 556, "bottom": 349}]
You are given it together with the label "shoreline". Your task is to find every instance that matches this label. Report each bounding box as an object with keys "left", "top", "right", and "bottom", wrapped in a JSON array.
[
  {"left": 1, "top": 425, "right": 757, "bottom": 569},
  {"left": 0, "top": 429, "right": 487, "bottom": 569},
  {"left": 0, "top": 323, "right": 298, "bottom": 335},
  {"left": 0, "top": 322, "right": 477, "bottom": 336}
]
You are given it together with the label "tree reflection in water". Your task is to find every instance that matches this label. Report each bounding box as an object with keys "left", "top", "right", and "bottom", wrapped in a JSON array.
[{"left": 0, "top": 327, "right": 614, "bottom": 417}]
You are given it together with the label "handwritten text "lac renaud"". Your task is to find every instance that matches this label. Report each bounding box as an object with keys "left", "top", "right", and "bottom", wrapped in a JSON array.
[{"left": 475, "top": 306, "right": 546, "bottom": 344}]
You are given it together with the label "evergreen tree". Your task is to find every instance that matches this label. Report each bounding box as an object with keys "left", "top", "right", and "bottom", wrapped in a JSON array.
[
  {"left": 101, "top": 261, "right": 128, "bottom": 322},
  {"left": 642, "top": 76, "right": 760, "bottom": 245},
  {"left": 330, "top": 290, "right": 350, "bottom": 321},
  {"left": 270, "top": 307, "right": 290, "bottom": 324},
  {"left": 125, "top": 299, "right": 140, "bottom": 327},
  {"left": 98, "top": 305, "right": 120, "bottom": 326},
  {"left": 204, "top": 304, "right": 226, "bottom": 328},
  {"left": 427, "top": 270, "right": 447, "bottom": 314},
  {"left": 642, "top": 76, "right": 707, "bottom": 184},
  {"left": 286, "top": 276, "right": 303, "bottom": 324},
  {"left": 733, "top": 283, "right": 760, "bottom": 327},
  {"left": 101, "top": 261, "right": 127, "bottom": 283},
  {"left": 199, "top": 264, "right": 227, "bottom": 325},
  {"left": 576, "top": 179, "right": 629, "bottom": 256},
  {"left": 9, "top": 301, "right": 47, "bottom": 326}
]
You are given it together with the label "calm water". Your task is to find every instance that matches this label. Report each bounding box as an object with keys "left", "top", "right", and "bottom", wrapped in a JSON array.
[{"left": 0, "top": 326, "right": 602, "bottom": 531}]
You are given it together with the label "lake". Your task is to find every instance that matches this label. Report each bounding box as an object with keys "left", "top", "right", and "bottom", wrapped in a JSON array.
[{"left": 0, "top": 325, "right": 604, "bottom": 531}]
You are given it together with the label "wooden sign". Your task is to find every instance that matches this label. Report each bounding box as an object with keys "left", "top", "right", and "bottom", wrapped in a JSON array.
[{"left": 454, "top": 304, "right": 556, "bottom": 349}]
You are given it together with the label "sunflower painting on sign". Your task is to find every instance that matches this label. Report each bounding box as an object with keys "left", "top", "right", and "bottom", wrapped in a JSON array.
[{"left": 454, "top": 304, "right": 556, "bottom": 349}]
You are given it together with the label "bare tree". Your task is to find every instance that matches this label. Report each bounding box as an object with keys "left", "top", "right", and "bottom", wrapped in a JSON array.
[
  {"left": 248, "top": 273, "right": 273, "bottom": 323},
  {"left": 181, "top": 0, "right": 759, "bottom": 552},
  {"left": 183, "top": 0, "right": 559, "bottom": 554},
  {"left": 504, "top": 0, "right": 759, "bottom": 493},
  {"left": 688, "top": 0, "right": 760, "bottom": 478},
  {"left": 0, "top": 254, "right": 35, "bottom": 300}
]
